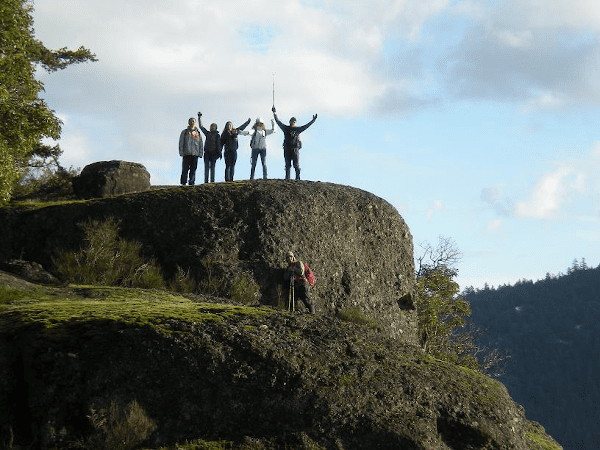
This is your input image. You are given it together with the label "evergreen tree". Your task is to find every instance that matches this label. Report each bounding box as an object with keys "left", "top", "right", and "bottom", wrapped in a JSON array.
[{"left": 0, "top": 0, "right": 96, "bottom": 204}]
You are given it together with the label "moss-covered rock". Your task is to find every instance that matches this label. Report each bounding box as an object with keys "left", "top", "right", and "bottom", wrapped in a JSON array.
[
  {"left": 0, "top": 181, "right": 416, "bottom": 341},
  {"left": 0, "top": 279, "right": 561, "bottom": 449}
]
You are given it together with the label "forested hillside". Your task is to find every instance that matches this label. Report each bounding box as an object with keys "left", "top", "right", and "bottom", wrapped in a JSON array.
[{"left": 464, "top": 260, "right": 600, "bottom": 450}]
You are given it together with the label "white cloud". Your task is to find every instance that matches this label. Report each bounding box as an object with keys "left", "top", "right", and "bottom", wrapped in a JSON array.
[
  {"left": 518, "top": 91, "right": 564, "bottom": 114},
  {"left": 504, "top": 0, "right": 600, "bottom": 31},
  {"left": 485, "top": 219, "right": 503, "bottom": 232},
  {"left": 482, "top": 140, "right": 600, "bottom": 222},
  {"left": 492, "top": 28, "right": 533, "bottom": 48},
  {"left": 426, "top": 199, "right": 444, "bottom": 221},
  {"left": 515, "top": 166, "right": 581, "bottom": 219},
  {"left": 440, "top": 0, "right": 600, "bottom": 108}
]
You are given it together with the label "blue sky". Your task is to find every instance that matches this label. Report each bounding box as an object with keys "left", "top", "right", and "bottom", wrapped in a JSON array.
[{"left": 32, "top": 0, "right": 600, "bottom": 290}]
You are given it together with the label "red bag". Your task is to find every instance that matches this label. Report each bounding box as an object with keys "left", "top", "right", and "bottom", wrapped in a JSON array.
[{"left": 304, "top": 264, "right": 316, "bottom": 286}]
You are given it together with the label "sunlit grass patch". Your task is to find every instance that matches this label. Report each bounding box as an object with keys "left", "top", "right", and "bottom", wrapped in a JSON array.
[{"left": 0, "top": 285, "right": 272, "bottom": 331}]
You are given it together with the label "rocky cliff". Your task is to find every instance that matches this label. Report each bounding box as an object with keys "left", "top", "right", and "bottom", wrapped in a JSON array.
[
  {"left": 0, "top": 181, "right": 416, "bottom": 342},
  {"left": 0, "top": 181, "right": 561, "bottom": 449}
]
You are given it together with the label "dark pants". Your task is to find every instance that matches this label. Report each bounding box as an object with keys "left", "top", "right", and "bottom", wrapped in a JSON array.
[
  {"left": 204, "top": 157, "right": 217, "bottom": 183},
  {"left": 181, "top": 155, "right": 199, "bottom": 185},
  {"left": 224, "top": 150, "right": 237, "bottom": 181},
  {"left": 284, "top": 149, "right": 300, "bottom": 180},
  {"left": 251, "top": 148, "right": 267, "bottom": 180},
  {"left": 286, "top": 280, "right": 313, "bottom": 312}
]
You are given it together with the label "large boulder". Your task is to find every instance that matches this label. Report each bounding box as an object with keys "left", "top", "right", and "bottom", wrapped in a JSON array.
[
  {"left": 0, "top": 260, "right": 60, "bottom": 285},
  {"left": 72, "top": 160, "right": 150, "bottom": 198},
  {"left": 0, "top": 181, "right": 416, "bottom": 341}
]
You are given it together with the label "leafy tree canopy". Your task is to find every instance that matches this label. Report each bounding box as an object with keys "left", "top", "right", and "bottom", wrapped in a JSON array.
[
  {"left": 0, "top": 0, "right": 96, "bottom": 204},
  {"left": 414, "top": 236, "right": 508, "bottom": 374}
]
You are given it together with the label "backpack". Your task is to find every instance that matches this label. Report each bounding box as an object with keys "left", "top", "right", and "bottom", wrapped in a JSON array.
[
  {"left": 250, "top": 130, "right": 263, "bottom": 149},
  {"left": 285, "top": 131, "right": 302, "bottom": 153},
  {"left": 304, "top": 263, "right": 316, "bottom": 286}
]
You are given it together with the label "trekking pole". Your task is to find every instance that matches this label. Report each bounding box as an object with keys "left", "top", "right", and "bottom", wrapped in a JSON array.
[
  {"left": 287, "top": 278, "right": 291, "bottom": 311},
  {"left": 288, "top": 275, "right": 296, "bottom": 312}
]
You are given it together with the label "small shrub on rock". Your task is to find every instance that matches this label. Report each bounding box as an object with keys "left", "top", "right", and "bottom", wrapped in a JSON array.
[
  {"left": 86, "top": 399, "right": 156, "bottom": 450},
  {"left": 230, "top": 271, "right": 261, "bottom": 305},
  {"left": 53, "top": 217, "right": 165, "bottom": 289},
  {"left": 169, "top": 265, "right": 197, "bottom": 293}
]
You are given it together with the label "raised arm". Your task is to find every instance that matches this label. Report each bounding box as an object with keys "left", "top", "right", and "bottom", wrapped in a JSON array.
[
  {"left": 236, "top": 118, "right": 251, "bottom": 131},
  {"left": 272, "top": 107, "right": 286, "bottom": 131},
  {"left": 297, "top": 114, "right": 318, "bottom": 133},
  {"left": 266, "top": 119, "right": 276, "bottom": 136},
  {"left": 197, "top": 112, "right": 209, "bottom": 136}
]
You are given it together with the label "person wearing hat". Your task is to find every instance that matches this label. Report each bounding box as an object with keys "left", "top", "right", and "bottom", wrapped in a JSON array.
[
  {"left": 178, "top": 117, "right": 203, "bottom": 185},
  {"left": 272, "top": 106, "right": 317, "bottom": 180},
  {"left": 240, "top": 117, "right": 276, "bottom": 180},
  {"left": 283, "top": 251, "right": 315, "bottom": 313}
]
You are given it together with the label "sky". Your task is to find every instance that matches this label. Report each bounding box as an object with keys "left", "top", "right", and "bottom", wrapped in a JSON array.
[{"left": 31, "top": 0, "right": 600, "bottom": 291}]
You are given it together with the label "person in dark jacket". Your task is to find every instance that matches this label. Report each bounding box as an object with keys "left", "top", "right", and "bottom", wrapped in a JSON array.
[
  {"left": 221, "top": 118, "right": 251, "bottom": 181},
  {"left": 283, "top": 251, "right": 315, "bottom": 313},
  {"left": 178, "top": 117, "right": 203, "bottom": 185},
  {"left": 272, "top": 106, "right": 317, "bottom": 180},
  {"left": 198, "top": 112, "right": 221, "bottom": 183}
]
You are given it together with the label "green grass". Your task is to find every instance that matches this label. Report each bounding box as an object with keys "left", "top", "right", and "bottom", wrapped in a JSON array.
[
  {"left": 525, "top": 425, "right": 563, "bottom": 450},
  {"left": 6, "top": 198, "right": 90, "bottom": 210},
  {"left": 337, "top": 307, "right": 378, "bottom": 329},
  {"left": 0, "top": 284, "right": 272, "bottom": 332}
]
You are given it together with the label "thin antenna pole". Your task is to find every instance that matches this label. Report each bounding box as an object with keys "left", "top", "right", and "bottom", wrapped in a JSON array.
[{"left": 272, "top": 72, "right": 276, "bottom": 108}]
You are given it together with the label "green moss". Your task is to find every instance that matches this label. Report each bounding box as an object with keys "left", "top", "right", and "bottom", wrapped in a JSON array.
[
  {"left": 0, "top": 285, "right": 37, "bottom": 305},
  {"left": 0, "top": 284, "right": 271, "bottom": 332},
  {"left": 526, "top": 431, "right": 562, "bottom": 450},
  {"left": 141, "top": 439, "right": 235, "bottom": 450},
  {"left": 7, "top": 198, "right": 90, "bottom": 210},
  {"left": 337, "top": 307, "right": 377, "bottom": 329},
  {"left": 339, "top": 374, "right": 359, "bottom": 387}
]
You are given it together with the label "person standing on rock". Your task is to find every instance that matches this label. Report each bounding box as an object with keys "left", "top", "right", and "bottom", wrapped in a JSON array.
[
  {"left": 178, "top": 117, "right": 203, "bottom": 185},
  {"left": 283, "top": 251, "right": 315, "bottom": 313},
  {"left": 272, "top": 106, "right": 317, "bottom": 180},
  {"left": 198, "top": 113, "right": 222, "bottom": 183},
  {"left": 240, "top": 118, "right": 276, "bottom": 180},
  {"left": 221, "top": 118, "right": 251, "bottom": 182}
]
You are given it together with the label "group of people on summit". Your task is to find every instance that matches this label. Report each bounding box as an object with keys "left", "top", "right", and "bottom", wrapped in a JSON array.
[{"left": 179, "top": 107, "right": 318, "bottom": 185}]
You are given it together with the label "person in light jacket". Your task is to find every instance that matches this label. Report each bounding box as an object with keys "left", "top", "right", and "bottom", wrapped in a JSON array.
[
  {"left": 240, "top": 117, "right": 275, "bottom": 180},
  {"left": 178, "top": 117, "right": 203, "bottom": 185}
]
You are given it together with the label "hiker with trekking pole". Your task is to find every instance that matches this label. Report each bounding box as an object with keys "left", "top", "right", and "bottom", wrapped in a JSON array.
[{"left": 283, "top": 251, "right": 315, "bottom": 313}]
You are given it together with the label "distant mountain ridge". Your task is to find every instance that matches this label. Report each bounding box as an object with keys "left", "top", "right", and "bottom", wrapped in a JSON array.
[{"left": 465, "top": 263, "right": 600, "bottom": 450}]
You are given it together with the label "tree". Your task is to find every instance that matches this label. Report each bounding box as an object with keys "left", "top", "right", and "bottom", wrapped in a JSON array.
[
  {"left": 414, "top": 236, "right": 509, "bottom": 373},
  {"left": 415, "top": 237, "right": 471, "bottom": 358},
  {"left": 415, "top": 235, "right": 462, "bottom": 278},
  {"left": 415, "top": 264, "right": 473, "bottom": 362},
  {"left": 0, "top": 0, "right": 96, "bottom": 204}
]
